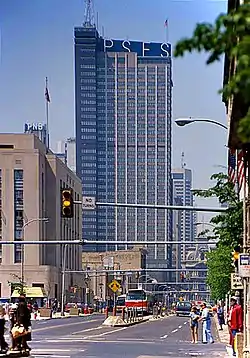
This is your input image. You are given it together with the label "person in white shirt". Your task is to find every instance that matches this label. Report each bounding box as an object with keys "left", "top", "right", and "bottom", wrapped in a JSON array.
[{"left": 199, "top": 302, "right": 214, "bottom": 344}]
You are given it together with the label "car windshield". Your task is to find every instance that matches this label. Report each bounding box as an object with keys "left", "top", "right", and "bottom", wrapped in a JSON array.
[
  {"left": 117, "top": 297, "right": 125, "bottom": 305},
  {"left": 177, "top": 302, "right": 192, "bottom": 308},
  {"left": 126, "top": 291, "right": 146, "bottom": 300}
]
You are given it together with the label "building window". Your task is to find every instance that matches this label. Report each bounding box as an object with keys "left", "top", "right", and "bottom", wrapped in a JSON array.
[{"left": 14, "top": 169, "right": 24, "bottom": 263}]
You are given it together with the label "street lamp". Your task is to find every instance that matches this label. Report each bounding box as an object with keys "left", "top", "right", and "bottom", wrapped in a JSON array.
[
  {"left": 175, "top": 117, "right": 227, "bottom": 130},
  {"left": 61, "top": 243, "right": 68, "bottom": 316},
  {"left": 21, "top": 218, "right": 49, "bottom": 290}
]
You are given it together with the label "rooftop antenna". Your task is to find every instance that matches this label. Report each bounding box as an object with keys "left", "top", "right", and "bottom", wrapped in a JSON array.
[
  {"left": 83, "top": 0, "right": 95, "bottom": 28},
  {"left": 181, "top": 152, "right": 186, "bottom": 169}
]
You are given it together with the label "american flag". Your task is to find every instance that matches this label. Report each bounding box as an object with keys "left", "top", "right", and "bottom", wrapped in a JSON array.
[
  {"left": 228, "top": 149, "right": 237, "bottom": 184},
  {"left": 45, "top": 87, "right": 50, "bottom": 103},
  {"left": 237, "top": 149, "right": 245, "bottom": 191}
]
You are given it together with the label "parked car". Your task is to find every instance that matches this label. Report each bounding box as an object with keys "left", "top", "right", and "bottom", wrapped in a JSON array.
[
  {"left": 175, "top": 301, "right": 192, "bottom": 316},
  {"left": 116, "top": 294, "right": 126, "bottom": 312}
]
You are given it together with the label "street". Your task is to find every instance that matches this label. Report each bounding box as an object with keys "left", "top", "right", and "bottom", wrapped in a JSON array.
[{"left": 15, "top": 314, "right": 230, "bottom": 358}]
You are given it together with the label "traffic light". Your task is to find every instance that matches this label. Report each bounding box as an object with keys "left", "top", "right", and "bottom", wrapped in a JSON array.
[
  {"left": 61, "top": 188, "right": 74, "bottom": 218},
  {"left": 232, "top": 245, "right": 241, "bottom": 270}
]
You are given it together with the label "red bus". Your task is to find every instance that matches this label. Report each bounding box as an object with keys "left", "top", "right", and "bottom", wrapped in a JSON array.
[{"left": 125, "top": 289, "right": 155, "bottom": 315}]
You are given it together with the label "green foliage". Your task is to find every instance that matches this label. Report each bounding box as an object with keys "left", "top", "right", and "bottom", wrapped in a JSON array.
[
  {"left": 174, "top": 3, "right": 250, "bottom": 143},
  {"left": 193, "top": 172, "right": 243, "bottom": 298},
  {"left": 8, "top": 274, "right": 26, "bottom": 295},
  {"left": 206, "top": 245, "right": 233, "bottom": 300},
  {"left": 193, "top": 172, "right": 243, "bottom": 247}
]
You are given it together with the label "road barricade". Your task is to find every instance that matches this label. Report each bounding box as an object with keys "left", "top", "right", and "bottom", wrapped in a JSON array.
[
  {"left": 69, "top": 307, "right": 79, "bottom": 316},
  {"left": 39, "top": 308, "right": 51, "bottom": 318}
]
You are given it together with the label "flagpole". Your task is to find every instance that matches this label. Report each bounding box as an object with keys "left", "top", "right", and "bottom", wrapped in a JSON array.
[
  {"left": 236, "top": 150, "right": 240, "bottom": 201},
  {"left": 45, "top": 77, "right": 49, "bottom": 151},
  {"left": 165, "top": 19, "right": 169, "bottom": 43}
]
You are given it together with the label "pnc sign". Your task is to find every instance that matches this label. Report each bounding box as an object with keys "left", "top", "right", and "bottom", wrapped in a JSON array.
[
  {"left": 24, "top": 123, "right": 46, "bottom": 132},
  {"left": 102, "top": 39, "right": 171, "bottom": 57}
]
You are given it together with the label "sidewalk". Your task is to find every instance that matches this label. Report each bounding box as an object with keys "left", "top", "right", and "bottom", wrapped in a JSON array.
[
  {"left": 4, "top": 311, "right": 96, "bottom": 321},
  {"left": 214, "top": 316, "right": 233, "bottom": 357}
]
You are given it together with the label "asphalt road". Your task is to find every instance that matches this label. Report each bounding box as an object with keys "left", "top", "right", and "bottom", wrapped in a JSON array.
[{"left": 6, "top": 314, "right": 230, "bottom": 358}]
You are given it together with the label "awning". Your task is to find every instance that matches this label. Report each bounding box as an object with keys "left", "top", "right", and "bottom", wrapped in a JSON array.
[{"left": 11, "top": 287, "right": 47, "bottom": 298}]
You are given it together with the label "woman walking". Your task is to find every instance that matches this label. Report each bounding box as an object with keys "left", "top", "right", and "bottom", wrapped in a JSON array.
[{"left": 189, "top": 306, "right": 199, "bottom": 343}]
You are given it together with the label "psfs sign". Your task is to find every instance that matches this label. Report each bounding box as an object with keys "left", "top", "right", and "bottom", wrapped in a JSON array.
[
  {"left": 24, "top": 123, "right": 46, "bottom": 132},
  {"left": 102, "top": 39, "right": 171, "bottom": 57}
]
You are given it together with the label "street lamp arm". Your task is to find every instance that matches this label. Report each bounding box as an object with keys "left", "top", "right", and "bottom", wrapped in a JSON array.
[
  {"left": 175, "top": 117, "right": 227, "bottom": 130},
  {"left": 194, "top": 119, "right": 227, "bottom": 130},
  {"left": 22, "top": 217, "right": 49, "bottom": 230}
]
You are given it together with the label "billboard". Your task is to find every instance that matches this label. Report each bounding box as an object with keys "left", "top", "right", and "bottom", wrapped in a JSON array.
[{"left": 101, "top": 39, "right": 171, "bottom": 57}]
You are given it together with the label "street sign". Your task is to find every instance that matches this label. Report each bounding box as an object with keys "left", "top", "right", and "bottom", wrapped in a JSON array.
[
  {"left": 239, "top": 254, "right": 250, "bottom": 278},
  {"left": 108, "top": 279, "right": 121, "bottom": 293},
  {"left": 103, "top": 256, "right": 114, "bottom": 269},
  {"left": 82, "top": 196, "right": 96, "bottom": 210},
  {"left": 231, "top": 273, "right": 244, "bottom": 290}
]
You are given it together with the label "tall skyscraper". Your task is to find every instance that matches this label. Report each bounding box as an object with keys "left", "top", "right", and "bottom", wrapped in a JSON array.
[
  {"left": 172, "top": 168, "right": 197, "bottom": 261},
  {"left": 74, "top": 23, "right": 172, "bottom": 277}
]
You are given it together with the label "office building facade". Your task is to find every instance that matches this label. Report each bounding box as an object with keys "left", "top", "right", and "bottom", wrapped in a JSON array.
[
  {"left": 74, "top": 26, "right": 172, "bottom": 276},
  {"left": 54, "top": 138, "right": 76, "bottom": 174},
  {"left": 172, "top": 168, "right": 197, "bottom": 261},
  {"left": 0, "top": 134, "right": 82, "bottom": 298}
]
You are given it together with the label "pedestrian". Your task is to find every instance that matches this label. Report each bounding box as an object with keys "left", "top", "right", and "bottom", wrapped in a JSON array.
[
  {"left": 217, "top": 303, "right": 225, "bottom": 330},
  {"left": 0, "top": 305, "right": 8, "bottom": 354},
  {"left": 227, "top": 297, "right": 243, "bottom": 357},
  {"left": 189, "top": 306, "right": 199, "bottom": 343},
  {"left": 199, "top": 302, "right": 214, "bottom": 344},
  {"left": 9, "top": 303, "right": 20, "bottom": 351},
  {"left": 16, "top": 295, "right": 32, "bottom": 353}
]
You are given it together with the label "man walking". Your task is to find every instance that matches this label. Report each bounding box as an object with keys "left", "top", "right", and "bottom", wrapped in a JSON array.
[
  {"left": 228, "top": 297, "right": 243, "bottom": 357},
  {"left": 200, "top": 302, "right": 214, "bottom": 344}
]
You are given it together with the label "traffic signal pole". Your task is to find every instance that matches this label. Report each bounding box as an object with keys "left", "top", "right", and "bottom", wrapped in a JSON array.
[{"left": 76, "top": 200, "right": 227, "bottom": 213}]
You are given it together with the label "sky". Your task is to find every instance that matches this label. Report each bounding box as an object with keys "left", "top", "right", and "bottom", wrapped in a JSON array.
[{"left": 0, "top": 0, "right": 227, "bottom": 225}]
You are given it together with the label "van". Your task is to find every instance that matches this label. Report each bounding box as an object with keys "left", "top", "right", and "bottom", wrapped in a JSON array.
[{"left": 176, "top": 301, "right": 192, "bottom": 316}]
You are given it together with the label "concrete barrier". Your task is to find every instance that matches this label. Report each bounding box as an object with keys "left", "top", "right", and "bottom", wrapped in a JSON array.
[
  {"left": 39, "top": 308, "right": 51, "bottom": 318},
  {"left": 69, "top": 307, "right": 79, "bottom": 316}
]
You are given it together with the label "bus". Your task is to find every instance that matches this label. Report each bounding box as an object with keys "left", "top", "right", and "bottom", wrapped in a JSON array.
[{"left": 125, "top": 289, "right": 155, "bottom": 315}]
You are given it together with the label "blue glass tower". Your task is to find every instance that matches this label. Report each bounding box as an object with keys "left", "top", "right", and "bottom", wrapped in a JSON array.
[{"left": 74, "top": 25, "right": 173, "bottom": 278}]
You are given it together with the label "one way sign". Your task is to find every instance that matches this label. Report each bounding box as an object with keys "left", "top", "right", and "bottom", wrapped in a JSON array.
[{"left": 231, "top": 273, "right": 243, "bottom": 290}]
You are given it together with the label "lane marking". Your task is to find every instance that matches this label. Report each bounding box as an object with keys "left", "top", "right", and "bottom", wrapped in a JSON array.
[
  {"left": 160, "top": 334, "right": 168, "bottom": 339},
  {"left": 31, "top": 349, "right": 72, "bottom": 352},
  {"left": 89, "top": 326, "right": 128, "bottom": 338},
  {"left": 178, "top": 325, "right": 182, "bottom": 329},
  {"left": 71, "top": 326, "right": 102, "bottom": 334},
  {"left": 171, "top": 329, "right": 178, "bottom": 333},
  {"left": 32, "top": 318, "right": 101, "bottom": 332},
  {"left": 184, "top": 321, "right": 188, "bottom": 325}
]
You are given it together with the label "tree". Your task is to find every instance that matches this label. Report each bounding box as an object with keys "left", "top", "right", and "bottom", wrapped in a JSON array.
[
  {"left": 8, "top": 273, "right": 26, "bottom": 295},
  {"left": 193, "top": 173, "right": 243, "bottom": 248},
  {"left": 192, "top": 172, "right": 243, "bottom": 298},
  {"left": 206, "top": 245, "right": 233, "bottom": 300},
  {"left": 174, "top": 3, "right": 250, "bottom": 143}
]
